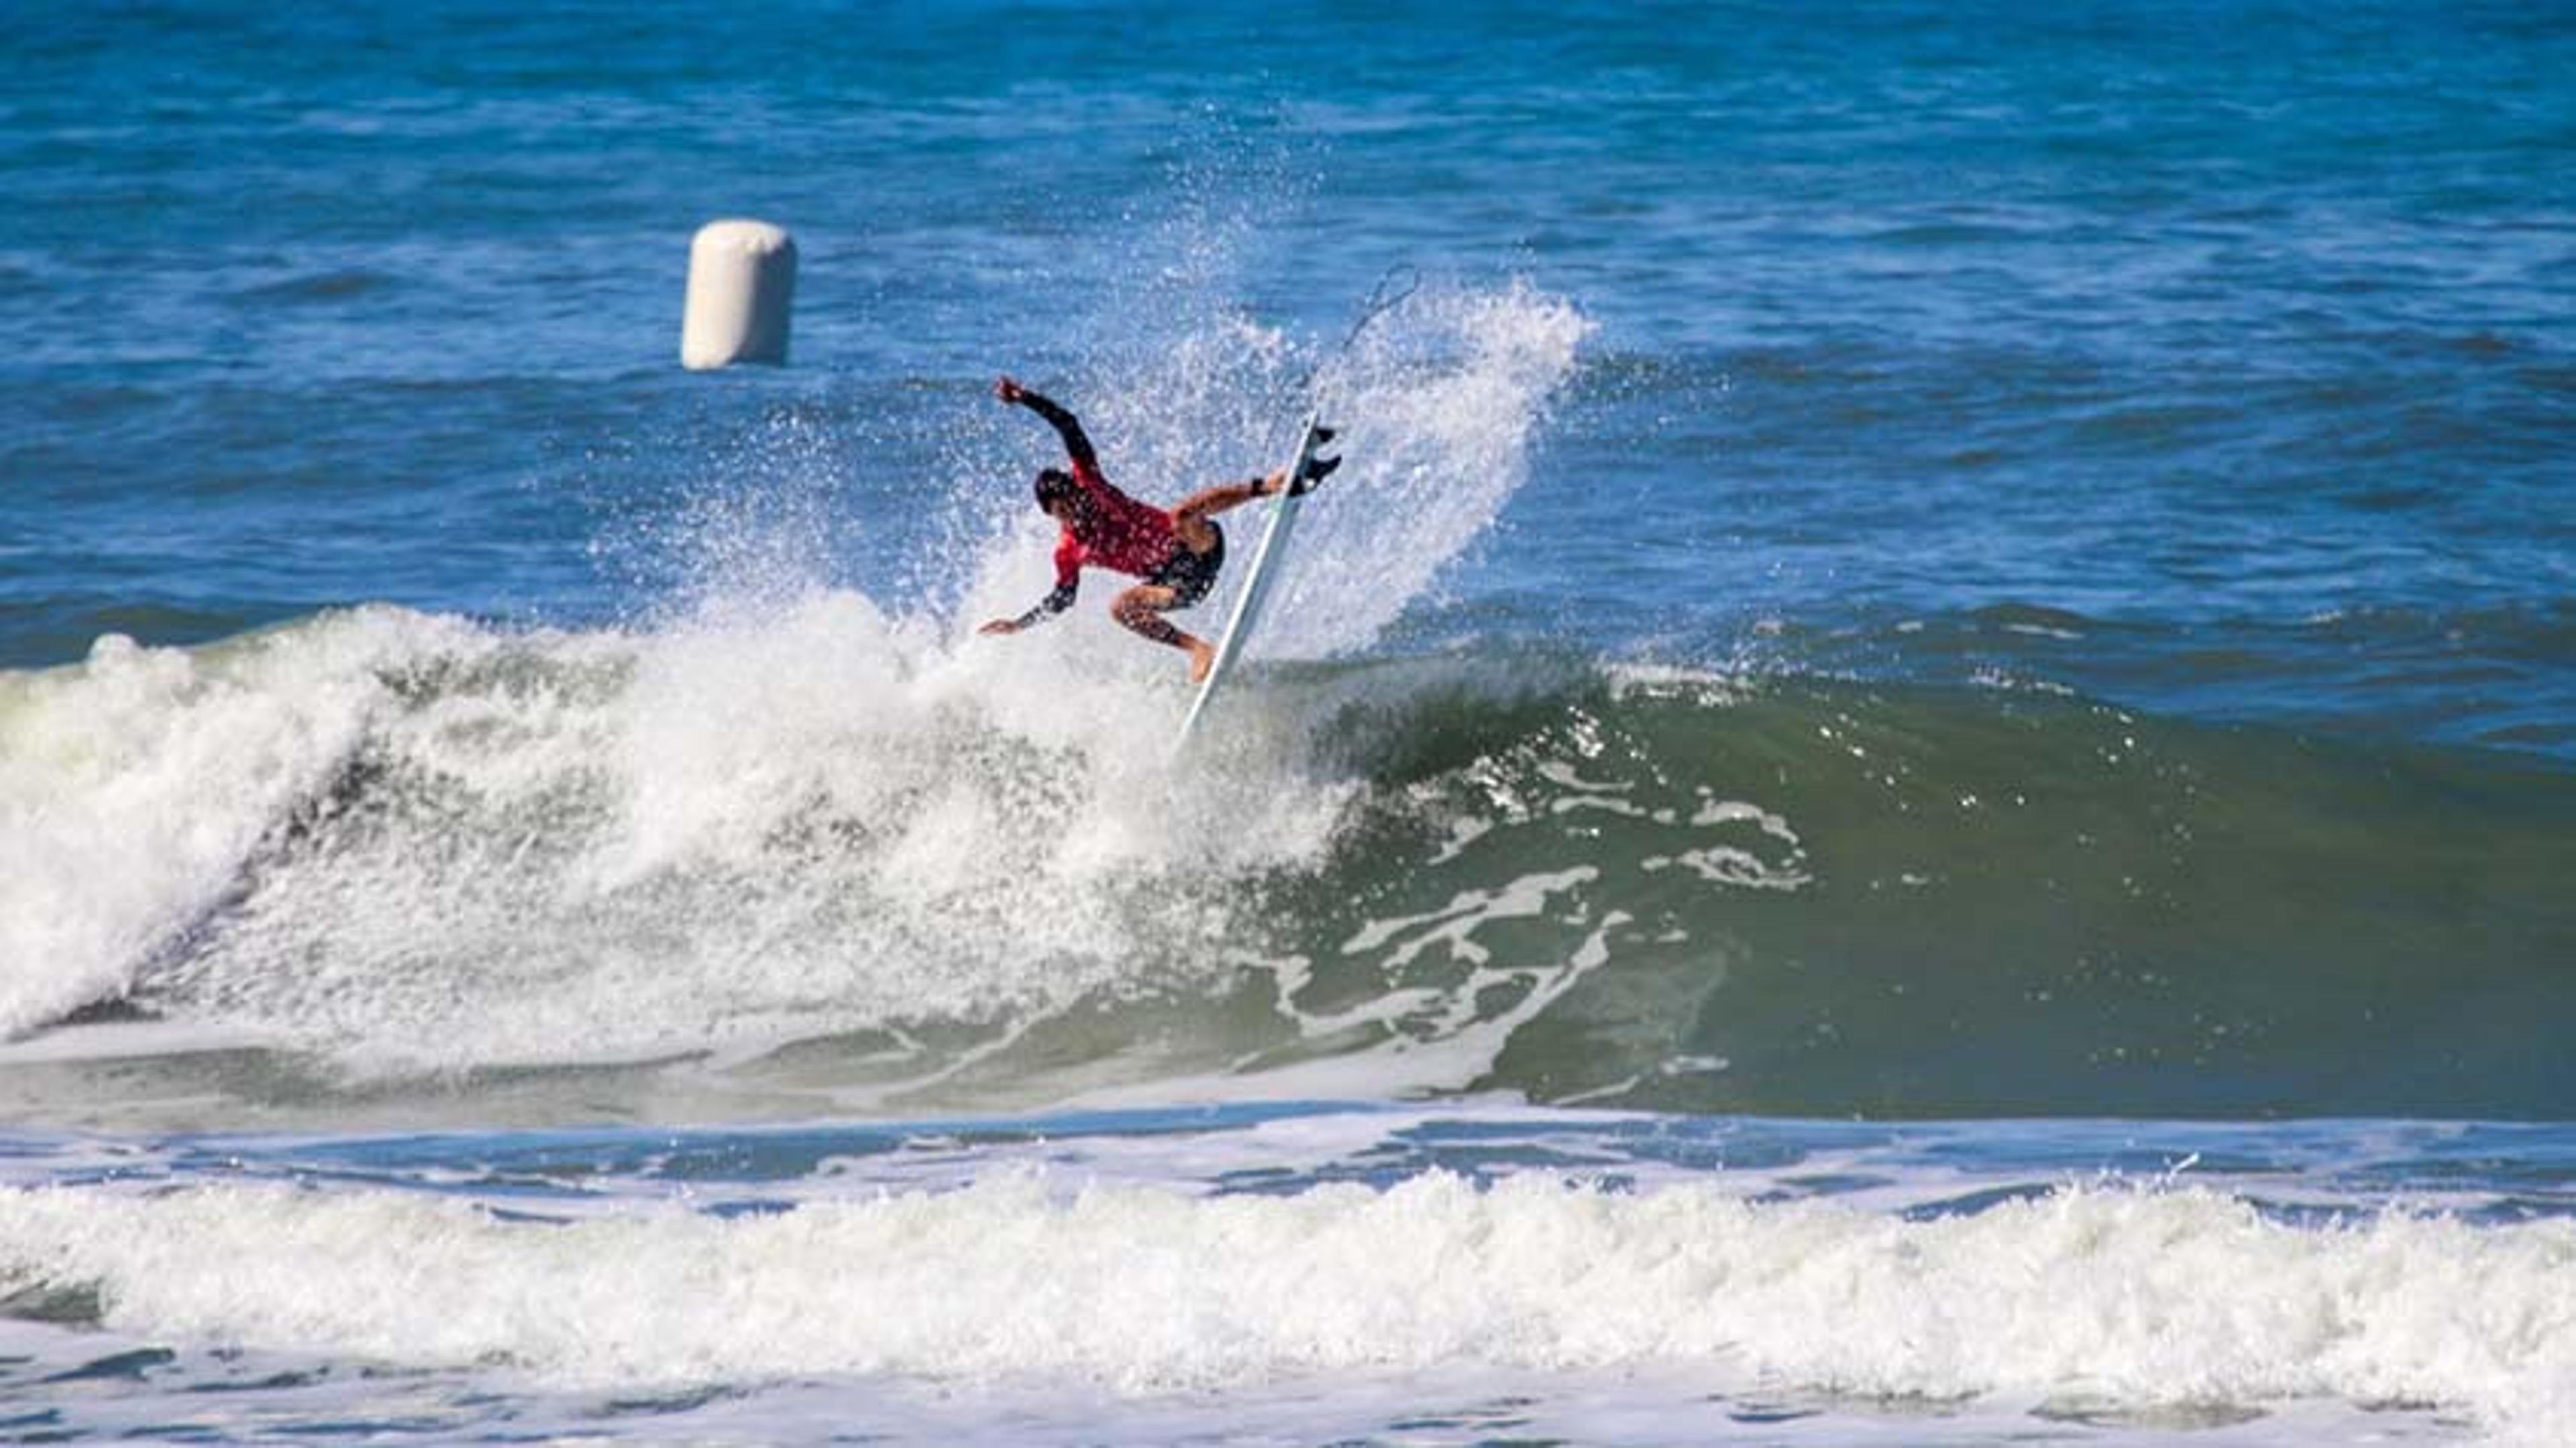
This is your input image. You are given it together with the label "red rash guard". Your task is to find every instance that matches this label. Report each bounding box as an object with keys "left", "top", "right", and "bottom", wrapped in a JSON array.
[{"left": 1052, "top": 455, "right": 1180, "bottom": 588}]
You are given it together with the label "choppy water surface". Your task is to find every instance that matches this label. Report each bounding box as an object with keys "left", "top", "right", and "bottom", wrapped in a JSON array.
[{"left": 3, "top": 1, "right": 2573, "bottom": 1443}]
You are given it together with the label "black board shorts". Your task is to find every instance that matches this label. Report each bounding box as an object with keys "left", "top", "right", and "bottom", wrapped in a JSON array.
[{"left": 1146, "top": 523, "right": 1225, "bottom": 609}]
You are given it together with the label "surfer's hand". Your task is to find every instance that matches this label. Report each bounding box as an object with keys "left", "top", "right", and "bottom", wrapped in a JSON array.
[
  {"left": 994, "top": 376, "right": 1026, "bottom": 405},
  {"left": 978, "top": 617, "right": 1020, "bottom": 636}
]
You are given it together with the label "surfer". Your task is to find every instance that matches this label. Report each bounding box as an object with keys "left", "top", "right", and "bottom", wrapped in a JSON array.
[{"left": 979, "top": 376, "right": 1337, "bottom": 681}]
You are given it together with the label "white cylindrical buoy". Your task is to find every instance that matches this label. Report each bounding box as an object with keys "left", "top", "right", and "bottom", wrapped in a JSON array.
[{"left": 681, "top": 219, "right": 796, "bottom": 370}]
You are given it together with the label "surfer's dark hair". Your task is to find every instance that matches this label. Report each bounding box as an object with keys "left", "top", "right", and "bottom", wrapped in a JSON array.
[{"left": 1034, "top": 468, "right": 1078, "bottom": 510}]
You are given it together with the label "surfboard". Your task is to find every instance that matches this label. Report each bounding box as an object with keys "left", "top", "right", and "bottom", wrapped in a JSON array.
[{"left": 1175, "top": 415, "right": 1333, "bottom": 747}]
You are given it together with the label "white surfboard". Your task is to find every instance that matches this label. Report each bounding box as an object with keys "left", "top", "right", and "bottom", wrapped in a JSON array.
[{"left": 1175, "top": 415, "right": 1333, "bottom": 747}]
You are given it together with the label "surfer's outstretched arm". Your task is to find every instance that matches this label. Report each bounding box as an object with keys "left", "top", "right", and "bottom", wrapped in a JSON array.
[
  {"left": 979, "top": 578, "right": 1077, "bottom": 635},
  {"left": 995, "top": 376, "right": 1097, "bottom": 472}
]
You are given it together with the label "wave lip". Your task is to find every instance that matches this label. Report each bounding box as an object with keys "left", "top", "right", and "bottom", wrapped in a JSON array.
[{"left": 0, "top": 619, "right": 421, "bottom": 1037}]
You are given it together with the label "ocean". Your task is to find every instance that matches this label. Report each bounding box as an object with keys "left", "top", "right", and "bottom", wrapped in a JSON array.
[{"left": 3, "top": 0, "right": 2574, "bottom": 1442}]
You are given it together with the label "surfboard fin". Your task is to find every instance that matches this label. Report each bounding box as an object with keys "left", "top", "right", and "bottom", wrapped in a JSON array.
[{"left": 1289, "top": 448, "right": 1341, "bottom": 497}]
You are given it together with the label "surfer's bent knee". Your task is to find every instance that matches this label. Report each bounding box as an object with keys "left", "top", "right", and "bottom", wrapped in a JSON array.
[{"left": 1112, "top": 588, "right": 1186, "bottom": 647}]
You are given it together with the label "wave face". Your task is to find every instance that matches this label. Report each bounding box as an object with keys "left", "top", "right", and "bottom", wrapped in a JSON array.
[{"left": 7, "top": 601, "right": 2571, "bottom": 1127}]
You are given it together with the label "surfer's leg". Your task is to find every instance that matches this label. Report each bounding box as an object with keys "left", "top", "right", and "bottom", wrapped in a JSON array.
[
  {"left": 1174, "top": 447, "right": 1342, "bottom": 546},
  {"left": 1175, "top": 430, "right": 1343, "bottom": 541},
  {"left": 1112, "top": 583, "right": 1217, "bottom": 681},
  {"left": 1172, "top": 476, "right": 1272, "bottom": 550}
]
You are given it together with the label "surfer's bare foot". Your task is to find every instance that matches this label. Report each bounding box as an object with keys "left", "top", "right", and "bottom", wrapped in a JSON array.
[{"left": 1187, "top": 638, "right": 1216, "bottom": 683}]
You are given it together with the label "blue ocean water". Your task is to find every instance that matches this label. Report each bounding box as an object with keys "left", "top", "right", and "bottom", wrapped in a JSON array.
[{"left": 4, "top": 1, "right": 2575, "bottom": 1443}]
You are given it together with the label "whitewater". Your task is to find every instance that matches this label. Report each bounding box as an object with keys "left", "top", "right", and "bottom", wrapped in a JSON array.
[{"left": 1, "top": 282, "right": 1603, "bottom": 1092}]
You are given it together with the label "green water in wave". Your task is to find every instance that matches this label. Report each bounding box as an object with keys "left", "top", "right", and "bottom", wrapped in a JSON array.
[{"left": 1266, "top": 666, "right": 2576, "bottom": 1119}]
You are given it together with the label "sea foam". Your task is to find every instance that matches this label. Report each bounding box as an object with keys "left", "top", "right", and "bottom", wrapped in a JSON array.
[
  {"left": 0, "top": 278, "right": 1591, "bottom": 1088},
  {"left": 0, "top": 1173, "right": 2567, "bottom": 1438}
]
